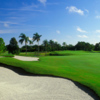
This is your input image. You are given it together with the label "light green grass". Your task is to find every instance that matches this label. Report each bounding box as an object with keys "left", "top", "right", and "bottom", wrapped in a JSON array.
[{"left": 0, "top": 51, "right": 100, "bottom": 97}]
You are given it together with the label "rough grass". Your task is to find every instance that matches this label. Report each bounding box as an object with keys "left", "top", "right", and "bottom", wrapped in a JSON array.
[
  {"left": 0, "top": 51, "right": 100, "bottom": 97},
  {"left": 18, "top": 50, "right": 90, "bottom": 56},
  {"left": 0, "top": 52, "right": 14, "bottom": 57}
]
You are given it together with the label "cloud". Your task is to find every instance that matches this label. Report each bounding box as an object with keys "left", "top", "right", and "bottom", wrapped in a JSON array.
[
  {"left": 0, "top": 30, "right": 15, "bottom": 34},
  {"left": 85, "top": 9, "right": 89, "bottom": 13},
  {"left": 47, "top": 2, "right": 59, "bottom": 5},
  {"left": 20, "top": 3, "right": 38, "bottom": 11},
  {"left": 38, "top": 0, "right": 47, "bottom": 5},
  {"left": 0, "top": 3, "right": 45, "bottom": 12},
  {"left": 0, "top": 21, "right": 18, "bottom": 28},
  {"left": 77, "top": 27, "right": 87, "bottom": 33},
  {"left": 29, "top": 37, "right": 33, "bottom": 40},
  {"left": 53, "top": 39, "right": 57, "bottom": 42},
  {"left": 66, "top": 6, "right": 84, "bottom": 15},
  {"left": 95, "top": 16, "right": 100, "bottom": 19},
  {"left": 56, "top": 30, "right": 60, "bottom": 34},
  {"left": 77, "top": 35, "right": 88, "bottom": 38},
  {"left": 4, "top": 23, "right": 9, "bottom": 28},
  {"left": 0, "top": 21, "right": 18, "bottom": 25},
  {"left": 96, "top": 30, "right": 100, "bottom": 33},
  {"left": 97, "top": 35, "right": 100, "bottom": 38}
]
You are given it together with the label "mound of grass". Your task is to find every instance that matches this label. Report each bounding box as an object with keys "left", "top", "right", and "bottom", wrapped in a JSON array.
[
  {"left": 48, "top": 51, "right": 73, "bottom": 56},
  {"left": 2, "top": 54, "right": 14, "bottom": 57},
  {"left": 0, "top": 51, "right": 100, "bottom": 98},
  {"left": 18, "top": 50, "right": 89, "bottom": 57},
  {"left": 0, "top": 52, "right": 14, "bottom": 57}
]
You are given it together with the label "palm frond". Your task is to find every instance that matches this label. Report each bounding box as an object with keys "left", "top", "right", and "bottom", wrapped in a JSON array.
[
  {"left": 19, "top": 39, "right": 24, "bottom": 44},
  {"left": 19, "top": 33, "right": 26, "bottom": 38}
]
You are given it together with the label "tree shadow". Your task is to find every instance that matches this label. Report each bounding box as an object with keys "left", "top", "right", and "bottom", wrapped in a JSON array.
[{"left": 0, "top": 63, "right": 100, "bottom": 100}]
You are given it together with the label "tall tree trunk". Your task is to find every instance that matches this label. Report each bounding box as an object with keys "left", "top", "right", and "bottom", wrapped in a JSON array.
[
  {"left": 25, "top": 42, "right": 27, "bottom": 55},
  {"left": 38, "top": 41, "right": 39, "bottom": 56}
]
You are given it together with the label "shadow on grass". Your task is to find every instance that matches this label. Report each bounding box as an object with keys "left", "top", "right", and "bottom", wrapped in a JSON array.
[{"left": 0, "top": 63, "right": 100, "bottom": 100}]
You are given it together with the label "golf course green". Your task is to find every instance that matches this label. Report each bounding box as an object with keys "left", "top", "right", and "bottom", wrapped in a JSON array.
[{"left": 0, "top": 50, "right": 100, "bottom": 98}]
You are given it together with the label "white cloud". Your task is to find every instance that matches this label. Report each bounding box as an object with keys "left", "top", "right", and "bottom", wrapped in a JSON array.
[
  {"left": 0, "top": 21, "right": 18, "bottom": 28},
  {"left": 96, "top": 16, "right": 100, "bottom": 19},
  {"left": 0, "top": 21, "right": 18, "bottom": 25},
  {"left": 77, "top": 27, "right": 87, "bottom": 33},
  {"left": 38, "top": 0, "right": 47, "bottom": 5},
  {"left": 4, "top": 23, "right": 9, "bottom": 27},
  {"left": 53, "top": 39, "right": 57, "bottom": 42},
  {"left": 85, "top": 9, "right": 89, "bottom": 13},
  {"left": 77, "top": 35, "right": 88, "bottom": 38},
  {"left": 96, "top": 30, "right": 100, "bottom": 33},
  {"left": 21, "top": 3, "right": 38, "bottom": 11},
  {"left": 56, "top": 30, "right": 60, "bottom": 34},
  {"left": 66, "top": 6, "right": 84, "bottom": 15},
  {"left": 0, "top": 30, "right": 14, "bottom": 34},
  {"left": 97, "top": 35, "right": 100, "bottom": 38},
  {"left": 0, "top": 4, "right": 45, "bottom": 12},
  {"left": 29, "top": 37, "right": 33, "bottom": 40}
]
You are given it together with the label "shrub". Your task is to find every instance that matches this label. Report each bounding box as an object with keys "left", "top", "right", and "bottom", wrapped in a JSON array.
[{"left": 7, "top": 37, "right": 20, "bottom": 54}]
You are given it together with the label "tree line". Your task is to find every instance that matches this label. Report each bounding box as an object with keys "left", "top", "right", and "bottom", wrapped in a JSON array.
[{"left": 0, "top": 32, "right": 100, "bottom": 54}]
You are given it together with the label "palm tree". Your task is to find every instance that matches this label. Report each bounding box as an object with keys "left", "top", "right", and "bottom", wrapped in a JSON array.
[
  {"left": 43, "top": 39, "right": 48, "bottom": 53},
  {"left": 62, "top": 42, "right": 67, "bottom": 47},
  {"left": 19, "top": 33, "right": 32, "bottom": 54},
  {"left": 33, "top": 32, "right": 42, "bottom": 53},
  {"left": 49, "top": 40, "right": 54, "bottom": 51}
]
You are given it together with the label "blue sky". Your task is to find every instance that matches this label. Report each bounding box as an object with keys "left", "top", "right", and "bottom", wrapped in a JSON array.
[{"left": 1, "top": 0, "right": 100, "bottom": 47}]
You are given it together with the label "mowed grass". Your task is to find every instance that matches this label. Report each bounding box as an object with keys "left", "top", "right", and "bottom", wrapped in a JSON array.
[{"left": 0, "top": 51, "right": 100, "bottom": 97}]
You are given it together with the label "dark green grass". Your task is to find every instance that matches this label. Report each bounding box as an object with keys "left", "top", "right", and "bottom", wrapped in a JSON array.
[
  {"left": 18, "top": 52, "right": 48, "bottom": 57},
  {"left": 18, "top": 50, "right": 90, "bottom": 57},
  {"left": 0, "top": 51, "right": 100, "bottom": 97},
  {"left": 0, "top": 52, "right": 14, "bottom": 57}
]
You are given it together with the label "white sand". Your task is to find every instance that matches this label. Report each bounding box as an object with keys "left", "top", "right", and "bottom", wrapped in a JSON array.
[
  {"left": 14, "top": 56, "right": 39, "bottom": 61},
  {"left": 0, "top": 66, "right": 96, "bottom": 100}
]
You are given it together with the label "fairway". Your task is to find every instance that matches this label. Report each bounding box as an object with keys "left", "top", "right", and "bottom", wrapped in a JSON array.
[{"left": 0, "top": 51, "right": 100, "bottom": 98}]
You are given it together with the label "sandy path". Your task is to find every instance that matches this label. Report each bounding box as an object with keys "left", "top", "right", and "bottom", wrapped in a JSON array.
[{"left": 0, "top": 66, "right": 98, "bottom": 100}]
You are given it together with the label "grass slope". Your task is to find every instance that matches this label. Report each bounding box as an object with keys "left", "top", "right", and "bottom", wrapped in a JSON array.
[{"left": 0, "top": 51, "right": 100, "bottom": 97}]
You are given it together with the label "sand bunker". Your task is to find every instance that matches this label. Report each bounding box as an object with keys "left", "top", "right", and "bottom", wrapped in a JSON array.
[
  {"left": 14, "top": 56, "right": 39, "bottom": 61},
  {"left": 0, "top": 65, "right": 98, "bottom": 100}
]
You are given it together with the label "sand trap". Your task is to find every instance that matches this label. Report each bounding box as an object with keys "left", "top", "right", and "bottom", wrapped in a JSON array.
[
  {"left": 0, "top": 66, "right": 98, "bottom": 100},
  {"left": 14, "top": 56, "right": 39, "bottom": 61}
]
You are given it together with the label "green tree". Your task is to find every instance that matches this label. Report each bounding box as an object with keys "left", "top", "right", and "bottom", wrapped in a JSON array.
[
  {"left": 8, "top": 37, "right": 20, "bottom": 54},
  {"left": 62, "top": 42, "right": 67, "bottom": 50},
  {"left": 62, "top": 42, "right": 67, "bottom": 47},
  {"left": 94, "top": 42, "right": 100, "bottom": 51},
  {"left": 33, "top": 33, "right": 42, "bottom": 53},
  {"left": 49, "top": 40, "right": 54, "bottom": 51},
  {"left": 19, "top": 33, "right": 32, "bottom": 54},
  {"left": 0, "top": 38, "right": 5, "bottom": 53},
  {"left": 43, "top": 39, "right": 48, "bottom": 52}
]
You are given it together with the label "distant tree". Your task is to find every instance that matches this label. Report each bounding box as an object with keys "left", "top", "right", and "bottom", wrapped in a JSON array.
[
  {"left": 75, "top": 41, "right": 94, "bottom": 51},
  {"left": 62, "top": 42, "right": 67, "bottom": 47},
  {"left": 0, "top": 38, "right": 5, "bottom": 53},
  {"left": 43, "top": 39, "right": 48, "bottom": 52},
  {"left": 7, "top": 37, "right": 20, "bottom": 54},
  {"left": 75, "top": 42, "right": 85, "bottom": 50},
  {"left": 33, "top": 33, "right": 42, "bottom": 53},
  {"left": 49, "top": 40, "right": 55, "bottom": 51},
  {"left": 94, "top": 42, "right": 100, "bottom": 51},
  {"left": 68, "top": 44, "right": 75, "bottom": 50},
  {"left": 62, "top": 42, "right": 67, "bottom": 50},
  {"left": 19, "top": 33, "right": 32, "bottom": 54}
]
